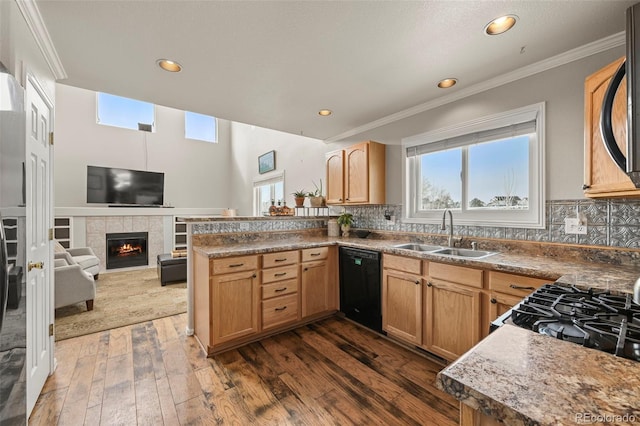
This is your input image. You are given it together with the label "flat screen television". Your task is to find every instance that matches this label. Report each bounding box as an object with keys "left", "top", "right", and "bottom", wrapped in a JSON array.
[{"left": 86, "top": 165, "right": 164, "bottom": 206}]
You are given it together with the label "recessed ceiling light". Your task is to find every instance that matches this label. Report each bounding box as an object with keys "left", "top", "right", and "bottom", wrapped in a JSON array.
[
  {"left": 437, "top": 78, "right": 457, "bottom": 89},
  {"left": 157, "top": 59, "right": 182, "bottom": 72},
  {"left": 318, "top": 109, "right": 332, "bottom": 116},
  {"left": 484, "top": 15, "right": 518, "bottom": 35}
]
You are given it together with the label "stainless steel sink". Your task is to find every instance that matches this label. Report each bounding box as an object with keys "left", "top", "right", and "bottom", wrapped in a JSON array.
[
  {"left": 392, "top": 243, "right": 442, "bottom": 252},
  {"left": 431, "top": 248, "right": 497, "bottom": 259}
]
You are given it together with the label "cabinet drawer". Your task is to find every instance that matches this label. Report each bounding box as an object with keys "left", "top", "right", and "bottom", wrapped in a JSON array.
[
  {"left": 488, "top": 271, "right": 547, "bottom": 297},
  {"left": 301, "top": 247, "right": 328, "bottom": 262},
  {"left": 262, "top": 265, "right": 298, "bottom": 284},
  {"left": 211, "top": 255, "right": 259, "bottom": 275},
  {"left": 263, "top": 250, "right": 299, "bottom": 268},
  {"left": 262, "top": 278, "right": 298, "bottom": 299},
  {"left": 262, "top": 294, "right": 299, "bottom": 330},
  {"left": 383, "top": 254, "right": 421, "bottom": 275},
  {"left": 428, "top": 262, "right": 482, "bottom": 288}
]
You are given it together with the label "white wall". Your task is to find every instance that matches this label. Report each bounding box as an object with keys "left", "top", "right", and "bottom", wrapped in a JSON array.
[
  {"left": 229, "top": 122, "right": 330, "bottom": 216},
  {"left": 54, "top": 84, "right": 232, "bottom": 208}
]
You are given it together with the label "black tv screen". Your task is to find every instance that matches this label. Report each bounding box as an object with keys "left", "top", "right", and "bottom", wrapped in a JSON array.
[{"left": 87, "top": 165, "right": 164, "bottom": 206}]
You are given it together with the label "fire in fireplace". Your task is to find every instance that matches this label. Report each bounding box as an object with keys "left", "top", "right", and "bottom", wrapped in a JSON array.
[{"left": 106, "top": 232, "right": 148, "bottom": 270}]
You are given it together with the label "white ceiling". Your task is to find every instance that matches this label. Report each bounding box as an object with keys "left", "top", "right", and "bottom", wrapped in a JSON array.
[{"left": 35, "top": 0, "right": 635, "bottom": 142}]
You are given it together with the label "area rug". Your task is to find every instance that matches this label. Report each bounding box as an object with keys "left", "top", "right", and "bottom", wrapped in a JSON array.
[{"left": 54, "top": 267, "right": 187, "bottom": 341}]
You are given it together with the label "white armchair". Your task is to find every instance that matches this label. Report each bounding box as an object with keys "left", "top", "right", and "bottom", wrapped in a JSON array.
[
  {"left": 54, "top": 240, "right": 100, "bottom": 278},
  {"left": 54, "top": 257, "right": 96, "bottom": 311}
]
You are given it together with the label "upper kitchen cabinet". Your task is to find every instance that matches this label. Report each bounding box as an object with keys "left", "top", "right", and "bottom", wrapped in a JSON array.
[
  {"left": 584, "top": 57, "right": 638, "bottom": 198},
  {"left": 325, "top": 141, "right": 386, "bottom": 205}
]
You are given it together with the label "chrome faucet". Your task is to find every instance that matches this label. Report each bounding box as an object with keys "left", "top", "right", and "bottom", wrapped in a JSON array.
[{"left": 441, "top": 209, "right": 454, "bottom": 247}]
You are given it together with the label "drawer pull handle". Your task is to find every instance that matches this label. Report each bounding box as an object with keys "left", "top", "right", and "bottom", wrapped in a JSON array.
[
  {"left": 229, "top": 263, "right": 244, "bottom": 268},
  {"left": 274, "top": 258, "right": 287, "bottom": 262},
  {"left": 509, "top": 284, "right": 535, "bottom": 291},
  {"left": 275, "top": 306, "right": 287, "bottom": 312},
  {"left": 252, "top": 274, "right": 257, "bottom": 278},
  {"left": 490, "top": 298, "right": 497, "bottom": 304},
  {"left": 415, "top": 279, "right": 420, "bottom": 285},
  {"left": 303, "top": 267, "right": 308, "bottom": 272},
  {"left": 310, "top": 252, "right": 321, "bottom": 257},
  {"left": 274, "top": 272, "right": 287, "bottom": 277},
  {"left": 275, "top": 287, "right": 287, "bottom": 292},
  {"left": 426, "top": 281, "right": 433, "bottom": 287}
]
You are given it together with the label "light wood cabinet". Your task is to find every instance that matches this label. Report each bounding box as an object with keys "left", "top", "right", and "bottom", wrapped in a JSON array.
[
  {"left": 382, "top": 255, "right": 423, "bottom": 345},
  {"left": 325, "top": 141, "right": 386, "bottom": 205},
  {"left": 261, "top": 250, "right": 300, "bottom": 330},
  {"left": 487, "top": 271, "right": 547, "bottom": 322},
  {"left": 584, "top": 56, "right": 638, "bottom": 198},
  {"left": 423, "top": 262, "right": 482, "bottom": 361},
  {"left": 301, "top": 247, "right": 338, "bottom": 318},
  {"left": 212, "top": 268, "right": 260, "bottom": 344}
]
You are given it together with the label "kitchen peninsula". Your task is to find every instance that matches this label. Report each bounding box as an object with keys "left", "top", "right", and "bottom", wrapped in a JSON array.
[{"left": 179, "top": 215, "right": 640, "bottom": 426}]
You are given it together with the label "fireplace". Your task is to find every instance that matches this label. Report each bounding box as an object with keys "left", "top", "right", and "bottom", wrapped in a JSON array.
[{"left": 106, "top": 232, "right": 148, "bottom": 270}]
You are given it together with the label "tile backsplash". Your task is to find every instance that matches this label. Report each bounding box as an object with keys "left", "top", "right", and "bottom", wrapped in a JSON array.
[{"left": 344, "top": 199, "right": 640, "bottom": 249}]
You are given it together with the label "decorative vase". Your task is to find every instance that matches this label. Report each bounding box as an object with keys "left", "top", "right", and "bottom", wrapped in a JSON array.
[
  {"left": 341, "top": 224, "right": 351, "bottom": 237},
  {"left": 309, "top": 196, "right": 324, "bottom": 207},
  {"left": 294, "top": 196, "right": 305, "bottom": 207}
]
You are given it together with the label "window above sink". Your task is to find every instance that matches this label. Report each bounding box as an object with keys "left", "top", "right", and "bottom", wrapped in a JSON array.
[{"left": 402, "top": 103, "right": 546, "bottom": 229}]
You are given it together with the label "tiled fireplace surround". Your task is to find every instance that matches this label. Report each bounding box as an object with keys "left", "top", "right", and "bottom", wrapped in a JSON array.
[{"left": 86, "top": 216, "right": 164, "bottom": 271}]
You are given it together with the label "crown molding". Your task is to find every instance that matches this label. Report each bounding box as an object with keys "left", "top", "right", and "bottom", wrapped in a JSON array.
[
  {"left": 15, "top": 0, "right": 67, "bottom": 80},
  {"left": 324, "top": 32, "right": 625, "bottom": 143}
]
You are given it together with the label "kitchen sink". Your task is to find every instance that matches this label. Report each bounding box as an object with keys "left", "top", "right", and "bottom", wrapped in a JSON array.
[
  {"left": 431, "top": 248, "right": 497, "bottom": 259},
  {"left": 392, "top": 243, "right": 442, "bottom": 252}
]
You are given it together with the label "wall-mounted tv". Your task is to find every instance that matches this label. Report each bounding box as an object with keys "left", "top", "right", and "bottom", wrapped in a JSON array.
[{"left": 87, "top": 165, "right": 164, "bottom": 206}]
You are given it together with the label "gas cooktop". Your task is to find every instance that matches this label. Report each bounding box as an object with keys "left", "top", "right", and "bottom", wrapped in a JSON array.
[{"left": 492, "top": 284, "right": 640, "bottom": 362}]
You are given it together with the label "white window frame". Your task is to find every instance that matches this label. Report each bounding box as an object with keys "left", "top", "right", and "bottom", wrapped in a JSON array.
[
  {"left": 253, "top": 171, "right": 285, "bottom": 217},
  {"left": 96, "top": 92, "right": 155, "bottom": 131},
  {"left": 402, "top": 102, "right": 545, "bottom": 228},
  {"left": 185, "top": 111, "right": 218, "bottom": 143}
]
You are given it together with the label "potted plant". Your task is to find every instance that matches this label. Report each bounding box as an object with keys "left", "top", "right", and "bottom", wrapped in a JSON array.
[
  {"left": 337, "top": 212, "right": 353, "bottom": 237},
  {"left": 308, "top": 179, "right": 325, "bottom": 207},
  {"left": 292, "top": 189, "right": 306, "bottom": 207}
]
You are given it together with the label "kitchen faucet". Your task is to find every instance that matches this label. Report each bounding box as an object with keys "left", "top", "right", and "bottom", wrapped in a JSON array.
[{"left": 441, "top": 209, "right": 454, "bottom": 247}]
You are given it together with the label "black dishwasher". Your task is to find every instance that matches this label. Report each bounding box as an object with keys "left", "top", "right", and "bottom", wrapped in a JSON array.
[{"left": 339, "top": 247, "right": 382, "bottom": 333}]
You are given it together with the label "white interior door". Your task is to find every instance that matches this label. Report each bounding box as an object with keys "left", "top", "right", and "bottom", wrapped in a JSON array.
[{"left": 25, "top": 73, "right": 53, "bottom": 416}]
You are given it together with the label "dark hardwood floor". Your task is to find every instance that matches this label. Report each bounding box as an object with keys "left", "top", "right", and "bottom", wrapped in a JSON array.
[{"left": 29, "top": 314, "right": 459, "bottom": 425}]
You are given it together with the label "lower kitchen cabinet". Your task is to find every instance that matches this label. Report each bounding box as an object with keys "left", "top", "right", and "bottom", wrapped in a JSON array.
[
  {"left": 193, "top": 252, "right": 261, "bottom": 351},
  {"left": 193, "top": 246, "right": 338, "bottom": 356},
  {"left": 487, "top": 271, "right": 548, "bottom": 323},
  {"left": 382, "top": 255, "right": 423, "bottom": 345},
  {"left": 212, "top": 269, "right": 260, "bottom": 344},
  {"left": 301, "top": 247, "right": 338, "bottom": 318},
  {"left": 424, "top": 277, "right": 481, "bottom": 361}
]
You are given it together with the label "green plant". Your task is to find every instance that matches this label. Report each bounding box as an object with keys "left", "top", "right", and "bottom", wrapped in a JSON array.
[
  {"left": 337, "top": 212, "right": 353, "bottom": 227},
  {"left": 309, "top": 179, "right": 323, "bottom": 197},
  {"left": 292, "top": 189, "right": 307, "bottom": 198}
]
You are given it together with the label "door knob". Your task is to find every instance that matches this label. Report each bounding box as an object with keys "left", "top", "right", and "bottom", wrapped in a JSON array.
[{"left": 28, "top": 261, "right": 44, "bottom": 271}]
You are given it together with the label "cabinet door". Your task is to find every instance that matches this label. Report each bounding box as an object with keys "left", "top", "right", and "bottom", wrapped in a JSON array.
[
  {"left": 301, "top": 260, "right": 330, "bottom": 318},
  {"left": 382, "top": 269, "right": 422, "bottom": 345},
  {"left": 345, "top": 142, "right": 369, "bottom": 203},
  {"left": 584, "top": 56, "right": 637, "bottom": 197},
  {"left": 424, "top": 279, "right": 481, "bottom": 361},
  {"left": 488, "top": 292, "right": 522, "bottom": 322},
  {"left": 211, "top": 269, "right": 260, "bottom": 345},
  {"left": 325, "top": 149, "right": 344, "bottom": 204}
]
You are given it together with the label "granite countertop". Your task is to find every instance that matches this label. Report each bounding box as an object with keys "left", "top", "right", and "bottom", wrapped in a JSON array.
[
  {"left": 193, "top": 236, "right": 640, "bottom": 295},
  {"left": 437, "top": 324, "right": 640, "bottom": 426}
]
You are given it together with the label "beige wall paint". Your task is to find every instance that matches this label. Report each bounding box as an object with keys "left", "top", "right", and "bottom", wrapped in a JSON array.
[
  {"left": 346, "top": 47, "right": 626, "bottom": 203},
  {"left": 54, "top": 84, "right": 232, "bottom": 208}
]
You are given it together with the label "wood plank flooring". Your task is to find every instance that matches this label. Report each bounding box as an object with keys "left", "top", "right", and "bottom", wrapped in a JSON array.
[{"left": 29, "top": 314, "right": 459, "bottom": 425}]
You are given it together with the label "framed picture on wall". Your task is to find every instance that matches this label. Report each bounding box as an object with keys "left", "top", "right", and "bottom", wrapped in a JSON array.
[{"left": 258, "top": 150, "right": 276, "bottom": 174}]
